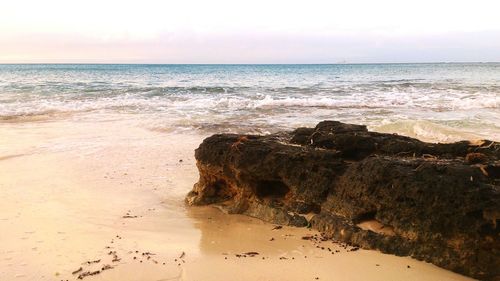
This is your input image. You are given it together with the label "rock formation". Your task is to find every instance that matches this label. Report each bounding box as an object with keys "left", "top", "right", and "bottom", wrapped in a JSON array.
[{"left": 186, "top": 121, "right": 500, "bottom": 280}]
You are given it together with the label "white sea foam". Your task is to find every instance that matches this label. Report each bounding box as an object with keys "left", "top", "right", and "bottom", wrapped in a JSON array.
[
  {"left": 1, "top": 64, "right": 499, "bottom": 141},
  {"left": 372, "top": 120, "right": 497, "bottom": 143}
]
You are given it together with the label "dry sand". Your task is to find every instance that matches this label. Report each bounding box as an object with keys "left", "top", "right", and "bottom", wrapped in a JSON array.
[{"left": 0, "top": 118, "right": 475, "bottom": 281}]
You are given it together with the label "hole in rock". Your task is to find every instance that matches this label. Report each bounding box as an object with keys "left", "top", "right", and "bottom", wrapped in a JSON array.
[
  {"left": 353, "top": 211, "right": 377, "bottom": 224},
  {"left": 354, "top": 211, "right": 395, "bottom": 236},
  {"left": 209, "top": 179, "right": 236, "bottom": 202},
  {"left": 357, "top": 220, "right": 395, "bottom": 236},
  {"left": 255, "top": 180, "right": 290, "bottom": 199}
]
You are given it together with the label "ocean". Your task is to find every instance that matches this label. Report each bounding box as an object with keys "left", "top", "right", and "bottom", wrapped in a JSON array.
[{"left": 0, "top": 63, "right": 499, "bottom": 142}]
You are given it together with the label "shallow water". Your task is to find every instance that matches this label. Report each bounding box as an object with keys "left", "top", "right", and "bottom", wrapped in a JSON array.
[{"left": 0, "top": 63, "right": 499, "bottom": 141}]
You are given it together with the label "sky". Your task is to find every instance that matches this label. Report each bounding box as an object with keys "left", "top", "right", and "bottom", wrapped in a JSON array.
[{"left": 1, "top": 0, "right": 500, "bottom": 63}]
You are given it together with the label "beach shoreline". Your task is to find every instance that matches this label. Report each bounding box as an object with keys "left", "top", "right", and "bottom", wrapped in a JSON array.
[{"left": 0, "top": 118, "right": 476, "bottom": 280}]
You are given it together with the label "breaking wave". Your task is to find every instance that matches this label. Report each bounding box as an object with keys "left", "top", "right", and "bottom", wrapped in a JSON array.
[{"left": 0, "top": 63, "right": 499, "bottom": 141}]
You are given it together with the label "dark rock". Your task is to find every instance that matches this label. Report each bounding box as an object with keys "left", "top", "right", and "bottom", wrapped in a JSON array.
[
  {"left": 186, "top": 120, "right": 500, "bottom": 280},
  {"left": 465, "top": 152, "right": 489, "bottom": 164}
]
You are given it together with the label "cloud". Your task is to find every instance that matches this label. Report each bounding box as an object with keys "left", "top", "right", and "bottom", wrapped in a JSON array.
[{"left": 1, "top": 0, "right": 500, "bottom": 63}]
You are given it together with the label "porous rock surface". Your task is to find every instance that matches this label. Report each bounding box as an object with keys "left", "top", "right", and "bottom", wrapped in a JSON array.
[{"left": 186, "top": 121, "right": 500, "bottom": 280}]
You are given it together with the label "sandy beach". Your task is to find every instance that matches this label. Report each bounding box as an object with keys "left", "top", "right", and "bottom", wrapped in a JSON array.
[
  {"left": 0, "top": 117, "right": 476, "bottom": 281},
  {"left": 1, "top": 0, "right": 500, "bottom": 276}
]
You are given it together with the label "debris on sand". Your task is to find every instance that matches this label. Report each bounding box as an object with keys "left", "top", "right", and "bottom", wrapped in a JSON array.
[
  {"left": 84, "top": 259, "right": 100, "bottom": 265},
  {"left": 71, "top": 267, "right": 83, "bottom": 275},
  {"left": 77, "top": 270, "right": 100, "bottom": 279},
  {"left": 101, "top": 264, "right": 113, "bottom": 271}
]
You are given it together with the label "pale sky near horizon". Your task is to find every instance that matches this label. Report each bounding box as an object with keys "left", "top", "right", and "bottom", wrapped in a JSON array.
[{"left": 1, "top": 0, "right": 500, "bottom": 63}]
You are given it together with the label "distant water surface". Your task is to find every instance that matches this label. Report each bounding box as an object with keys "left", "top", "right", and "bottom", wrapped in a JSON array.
[{"left": 0, "top": 63, "right": 499, "bottom": 141}]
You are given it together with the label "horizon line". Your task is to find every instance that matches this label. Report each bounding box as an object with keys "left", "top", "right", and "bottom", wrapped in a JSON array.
[{"left": 1, "top": 61, "right": 500, "bottom": 65}]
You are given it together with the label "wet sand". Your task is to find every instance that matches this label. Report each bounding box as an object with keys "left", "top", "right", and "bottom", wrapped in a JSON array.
[{"left": 0, "top": 118, "right": 475, "bottom": 281}]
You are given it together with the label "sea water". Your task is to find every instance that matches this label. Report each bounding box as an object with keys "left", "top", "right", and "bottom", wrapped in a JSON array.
[{"left": 0, "top": 63, "right": 499, "bottom": 142}]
